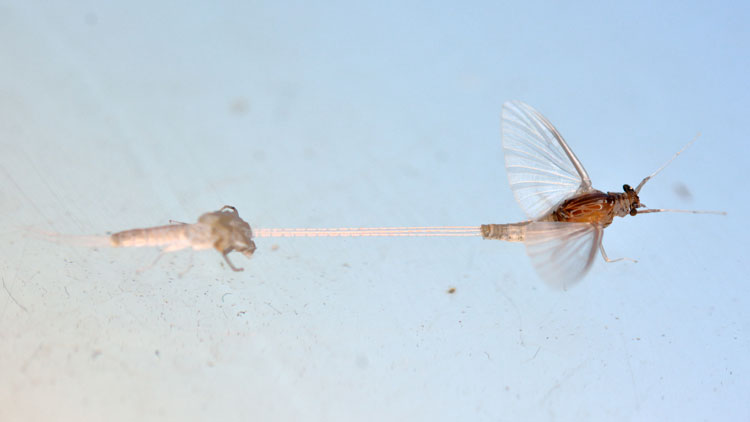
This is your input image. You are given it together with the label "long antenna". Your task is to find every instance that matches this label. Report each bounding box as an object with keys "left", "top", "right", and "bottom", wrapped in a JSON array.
[
  {"left": 635, "top": 132, "right": 700, "bottom": 194},
  {"left": 254, "top": 226, "right": 482, "bottom": 238},
  {"left": 638, "top": 208, "right": 726, "bottom": 215}
]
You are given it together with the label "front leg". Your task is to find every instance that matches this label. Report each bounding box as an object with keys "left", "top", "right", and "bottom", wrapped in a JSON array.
[
  {"left": 599, "top": 243, "right": 637, "bottom": 263},
  {"left": 222, "top": 249, "right": 244, "bottom": 272}
]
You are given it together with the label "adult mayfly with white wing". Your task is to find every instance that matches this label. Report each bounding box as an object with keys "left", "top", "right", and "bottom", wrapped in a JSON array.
[
  {"left": 255, "top": 101, "right": 725, "bottom": 287},
  {"left": 477, "top": 101, "right": 724, "bottom": 287}
]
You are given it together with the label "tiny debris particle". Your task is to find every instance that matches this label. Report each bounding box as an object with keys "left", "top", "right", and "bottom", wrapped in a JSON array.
[
  {"left": 230, "top": 98, "right": 249, "bottom": 115},
  {"left": 447, "top": 287, "right": 456, "bottom": 294},
  {"left": 673, "top": 182, "right": 693, "bottom": 200},
  {"left": 355, "top": 355, "right": 369, "bottom": 369},
  {"left": 84, "top": 13, "right": 98, "bottom": 26},
  {"left": 271, "top": 244, "right": 280, "bottom": 251}
]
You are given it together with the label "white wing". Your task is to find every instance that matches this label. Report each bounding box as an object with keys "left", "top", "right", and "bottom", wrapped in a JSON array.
[
  {"left": 502, "top": 101, "right": 593, "bottom": 219},
  {"left": 523, "top": 222, "right": 602, "bottom": 289}
]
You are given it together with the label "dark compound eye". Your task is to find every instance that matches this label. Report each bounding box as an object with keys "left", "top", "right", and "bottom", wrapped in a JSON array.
[
  {"left": 623, "top": 184, "right": 632, "bottom": 192},
  {"left": 629, "top": 208, "right": 637, "bottom": 216}
]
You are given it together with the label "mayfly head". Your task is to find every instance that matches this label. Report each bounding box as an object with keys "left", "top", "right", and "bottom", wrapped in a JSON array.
[{"left": 622, "top": 184, "right": 642, "bottom": 216}]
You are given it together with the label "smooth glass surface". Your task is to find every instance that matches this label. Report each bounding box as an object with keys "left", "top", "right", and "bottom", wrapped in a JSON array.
[{"left": 1, "top": 2, "right": 748, "bottom": 421}]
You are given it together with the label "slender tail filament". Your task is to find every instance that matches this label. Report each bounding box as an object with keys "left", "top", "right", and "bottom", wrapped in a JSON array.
[{"left": 254, "top": 226, "right": 481, "bottom": 238}]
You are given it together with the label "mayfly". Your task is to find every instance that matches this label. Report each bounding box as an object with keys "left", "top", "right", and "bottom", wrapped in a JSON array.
[
  {"left": 42, "top": 205, "right": 256, "bottom": 272},
  {"left": 254, "top": 101, "right": 724, "bottom": 287},
  {"left": 477, "top": 101, "right": 724, "bottom": 286}
]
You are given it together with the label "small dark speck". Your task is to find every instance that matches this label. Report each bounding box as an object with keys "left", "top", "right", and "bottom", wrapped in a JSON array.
[
  {"left": 237, "top": 311, "right": 246, "bottom": 317},
  {"left": 635, "top": 337, "right": 641, "bottom": 341},
  {"left": 230, "top": 98, "right": 249, "bottom": 115},
  {"left": 355, "top": 355, "right": 368, "bottom": 369},
  {"left": 155, "top": 350, "right": 160, "bottom": 358},
  {"left": 673, "top": 182, "right": 693, "bottom": 201},
  {"left": 447, "top": 287, "right": 456, "bottom": 294},
  {"left": 342, "top": 263, "right": 350, "bottom": 268},
  {"left": 84, "top": 12, "right": 98, "bottom": 26}
]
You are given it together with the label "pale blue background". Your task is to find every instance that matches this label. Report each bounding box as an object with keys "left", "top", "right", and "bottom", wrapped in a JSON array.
[{"left": 1, "top": 1, "right": 748, "bottom": 421}]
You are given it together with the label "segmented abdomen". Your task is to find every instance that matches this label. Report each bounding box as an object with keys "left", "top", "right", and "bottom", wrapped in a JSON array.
[
  {"left": 480, "top": 222, "right": 529, "bottom": 241},
  {"left": 110, "top": 224, "right": 190, "bottom": 248}
]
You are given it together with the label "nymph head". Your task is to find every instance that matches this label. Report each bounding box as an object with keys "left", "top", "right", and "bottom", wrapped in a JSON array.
[{"left": 199, "top": 205, "right": 257, "bottom": 259}]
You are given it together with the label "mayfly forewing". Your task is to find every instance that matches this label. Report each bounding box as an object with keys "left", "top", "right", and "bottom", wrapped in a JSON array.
[
  {"left": 523, "top": 222, "right": 602, "bottom": 289},
  {"left": 502, "top": 101, "right": 593, "bottom": 219}
]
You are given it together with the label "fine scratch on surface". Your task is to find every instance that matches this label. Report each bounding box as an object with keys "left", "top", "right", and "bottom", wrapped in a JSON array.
[
  {"left": 540, "top": 357, "right": 591, "bottom": 406},
  {"left": 21, "top": 343, "right": 48, "bottom": 373},
  {"left": 2, "top": 277, "right": 28, "bottom": 312},
  {"left": 497, "top": 280, "right": 525, "bottom": 346},
  {"left": 265, "top": 302, "right": 282, "bottom": 315},
  {"left": 619, "top": 332, "right": 641, "bottom": 408},
  {"left": 0, "top": 164, "right": 50, "bottom": 224},
  {"left": 523, "top": 346, "right": 541, "bottom": 363}
]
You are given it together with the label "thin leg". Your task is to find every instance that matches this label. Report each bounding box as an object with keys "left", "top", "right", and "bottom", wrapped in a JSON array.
[
  {"left": 222, "top": 251, "right": 244, "bottom": 272},
  {"left": 178, "top": 252, "right": 194, "bottom": 278},
  {"left": 599, "top": 243, "right": 637, "bottom": 263},
  {"left": 137, "top": 244, "right": 188, "bottom": 273},
  {"left": 137, "top": 251, "right": 165, "bottom": 273},
  {"left": 169, "top": 220, "right": 188, "bottom": 225}
]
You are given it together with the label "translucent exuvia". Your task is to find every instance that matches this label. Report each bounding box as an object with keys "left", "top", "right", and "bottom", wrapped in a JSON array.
[
  {"left": 108, "top": 205, "right": 256, "bottom": 271},
  {"left": 37, "top": 205, "right": 256, "bottom": 272}
]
